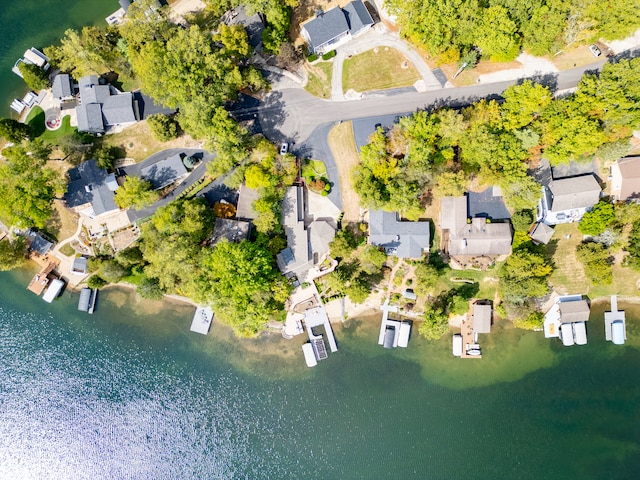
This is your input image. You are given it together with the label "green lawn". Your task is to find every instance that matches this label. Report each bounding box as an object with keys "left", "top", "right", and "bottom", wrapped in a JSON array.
[
  {"left": 26, "top": 106, "right": 76, "bottom": 141},
  {"left": 342, "top": 47, "right": 421, "bottom": 93},
  {"left": 301, "top": 159, "right": 327, "bottom": 180},
  {"left": 305, "top": 61, "right": 333, "bottom": 98}
]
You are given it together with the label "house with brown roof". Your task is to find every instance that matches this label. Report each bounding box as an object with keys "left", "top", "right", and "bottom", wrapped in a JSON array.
[
  {"left": 610, "top": 156, "right": 640, "bottom": 201},
  {"left": 440, "top": 192, "right": 512, "bottom": 269},
  {"left": 538, "top": 174, "right": 601, "bottom": 225}
]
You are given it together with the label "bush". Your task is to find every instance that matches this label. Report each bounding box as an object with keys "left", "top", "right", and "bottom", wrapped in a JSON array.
[
  {"left": 308, "top": 53, "right": 319, "bottom": 62},
  {"left": 514, "top": 312, "right": 544, "bottom": 330},
  {"left": 87, "top": 275, "right": 107, "bottom": 289},
  {"left": 147, "top": 114, "right": 180, "bottom": 142},
  {"left": 137, "top": 276, "right": 164, "bottom": 300},
  {"left": 321, "top": 50, "right": 336, "bottom": 60},
  {"left": 321, "top": 190, "right": 328, "bottom": 196}
]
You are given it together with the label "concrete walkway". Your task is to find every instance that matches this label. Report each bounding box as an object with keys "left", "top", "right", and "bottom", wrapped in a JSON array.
[{"left": 330, "top": 26, "right": 443, "bottom": 101}]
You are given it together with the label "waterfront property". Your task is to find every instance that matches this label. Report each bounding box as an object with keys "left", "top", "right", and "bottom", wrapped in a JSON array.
[
  {"left": 77, "top": 288, "right": 97, "bottom": 313},
  {"left": 378, "top": 300, "right": 411, "bottom": 349},
  {"left": 454, "top": 301, "right": 492, "bottom": 359},
  {"left": 300, "top": 0, "right": 375, "bottom": 54},
  {"left": 537, "top": 174, "right": 601, "bottom": 225},
  {"left": 604, "top": 295, "right": 626, "bottom": 345},
  {"left": 26, "top": 230, "right": 54, "bottom": 259},
  {"left": 52, "top": 74, "right": 75, "bottom": 101},
  {"left": 440, "top": 190, "right": 512, "bottom": 269},
  {"left": 76, "top": 75, "right": 138, "bottom": 134},
  {"left": 544, "top": 295, "right": 590, "bottom": 346},
  {"left": 190, "top": 306, "right": 214, "bottom": 335},
  {"left": 276, "top": 186, "right": 336, "bottom": 283},
  {"left": 368, "top": 209, "right": 430, "bottom": 259},
  {"left": 26, "top": 255, "right": 60, "bottom": 296}
]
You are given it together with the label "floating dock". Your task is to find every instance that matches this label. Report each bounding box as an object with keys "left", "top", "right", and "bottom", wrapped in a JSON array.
[
  {"left": 604, "top": 295, "right": 626, "bottom": 345},
  {"left": 302, "top": 343, "right": 317, "bottom": 367},
  {"left": 88, "top": 289, "right": 97, "bottom": 314},
  {"left": 460, "top": 313, "right": 482, "bottom": 358},
  {"left": 12, "top": 48, "right": 49, "bottom": 77},
  {"left": 42, "top": 278, "right": 65, "bottom": 303},
  {"left": 190, "top": 306, "right": 214, "bottom": 335}
]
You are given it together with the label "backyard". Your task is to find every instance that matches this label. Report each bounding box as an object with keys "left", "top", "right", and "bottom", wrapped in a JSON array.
[
  {"left": 342, "top": 47, "right": 421, "bottom": 93},
  {"left": 26, "top": 106, "right": 76, "bottom": 141}
]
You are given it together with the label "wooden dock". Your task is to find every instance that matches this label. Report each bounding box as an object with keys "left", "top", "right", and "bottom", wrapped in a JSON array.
[
  {"left": 460, "top": 313, "right": 482, "bottom": 359},
  {"left": 26, "top": 255, "right": 60, "bottom": 295}
]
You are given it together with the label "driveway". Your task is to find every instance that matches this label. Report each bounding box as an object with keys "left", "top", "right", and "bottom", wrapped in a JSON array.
[{"left": 125, "top": 148, "right": 215, "bottom": 222}]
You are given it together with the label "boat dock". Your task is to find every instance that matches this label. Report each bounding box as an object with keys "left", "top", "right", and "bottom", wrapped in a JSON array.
[
  {"left": 12, "top": 48, "right": 49, "bottom": 77},
  {"left": 42, "top": 278, "right": 65, "bottom": 303},
  {"left": 604, "top": 295, "right": 626, "bottom": 345},
  {"left": 378, "top": 300, "right": 411, "bottom": 348},
  {"left": 77, "top": 288, "right": 98, "bottom": 313},
  {"left": 459, "top": 313, "right": 482, "bottom": 358},
  {"left": 190, "top": 306, "right": 214, "bottom": 335},
  {"left": 26, "top": 255, "right": 60, "bottom": 295}
]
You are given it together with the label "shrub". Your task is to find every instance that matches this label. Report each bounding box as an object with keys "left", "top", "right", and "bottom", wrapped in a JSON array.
[
  {"left": 87, "top": 275, "right": 107, "bottom": 289},
  {"left": 147, "top": 114, "right": 180, "bottom": 142},
  {"left": 137, "top": 277, "right": 164, "bottom": 300},
  {"left": 307, "top": 53, "right": 319, "bottom": 62},
  {"left": 321, "top": 50, "right": 336, "bottom": 60}
]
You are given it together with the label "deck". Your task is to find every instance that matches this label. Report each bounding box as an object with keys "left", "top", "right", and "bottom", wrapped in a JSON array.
[
  {"left": 460, "top": 313, "right": 482, "bottom": 359},
  {"left": 26, "top": 255, "right": 60, "bottom": 295}
]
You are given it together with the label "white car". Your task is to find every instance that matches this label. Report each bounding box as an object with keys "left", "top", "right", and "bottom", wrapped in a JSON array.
[
  {"left": 588, "top": 44, "right": 602, "bottom": 57},
  {"left": 280, "top": 142, "right": 288, "bottom": 155}
]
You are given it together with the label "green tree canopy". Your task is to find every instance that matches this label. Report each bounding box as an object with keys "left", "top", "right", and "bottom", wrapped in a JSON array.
[
  {"left": 0, "top": 237, "right": 27, "bottom": 271},
  {"left": 18, "top": 63, "right": 49, "bottom": 91},
  {"left": 0, "top": 118, "right": 30, "bottom": 143},
  {"left": 499, "top": 249, "right": 552, "bottom": 305},
  {"left": 579, "top": 201, "right": 615, "bottom": 236},
  {"left": 114, "top": 176, "right": 159, "bottom": 210}
]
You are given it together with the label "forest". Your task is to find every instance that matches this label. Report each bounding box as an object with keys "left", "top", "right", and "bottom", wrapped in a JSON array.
[{"left": 386, "top": 0, "right": 640, "bottom": 63}]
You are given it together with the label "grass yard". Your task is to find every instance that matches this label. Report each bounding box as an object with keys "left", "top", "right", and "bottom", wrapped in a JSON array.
[
  {"left": 342, "top": 47, "right": 421, "bottom": 93},
  {"left": 327, "top": 121, "right": 362, "bottom": 224},
  {"left": 301, "top": 159, "right": 327, "bottom": 179},
  {"left": 439, "top": 59, "right": 521, "bottom": 87},
  {"left": 26, "top": 107, "right": 76, "bottom": 142},
  {"left": 98, "top": 121, "right": 202, "bottom": 163},
  {"left": 305, "top": 61, "right": 333, "bottom": 98}
]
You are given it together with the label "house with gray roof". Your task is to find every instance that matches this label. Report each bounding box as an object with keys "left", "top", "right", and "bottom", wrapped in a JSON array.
[
  {"left": 140, "top": 153, "right": 188, "bottom": 190},
  {"left": 52, "top": 74, "right": 75, "bottom": 101},
  {"left": 301, "top": 0, "right": 374, "bottom": 54},
  {"left": 26, "top": 230, "right": 53, "bottom": 257},
  {"left": 76, "top": 75, "right": 138, "bottom": 134},
  {"left": 277, "top": 186, "right": 336, "bottom": 281},
  {"left": 538, "top": 174, "right": 601, "bottom": 225},
  {"left": 64, "top": 159, "right": 120, "bottom": 218},
  {"left": 210, "top": 218, "right": 251, "bottom": 245},
  {"left": 368, "top": 209, "right": 430, "bottom": 259},
  {"left": 440, "top": 193, "right": 512, "bottom": 269}
]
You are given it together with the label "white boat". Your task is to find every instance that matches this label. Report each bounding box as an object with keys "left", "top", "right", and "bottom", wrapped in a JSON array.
[
  {"left": 560, "top": 323, "right": 574, "bottom": 347},
  {"left": 397, "top": 321, "right": 411, "bottom": 348},
  {"left": 10, "top": 99, "right": 25, "bottom": 113},
  {"left": 611, "top": 320, "right": 625, "bottom": 345},
  {"left": 573, "top": 321, "right": 587, "bottom": 345},
  {"left": 42, "top": 279, "right": 64, "bottom": 303},
  {"left": 302, "top": 343, "right": 317, "bottom": 367},
  {"left": 452, "top": 334, "right": 462, "bottom": 357}
]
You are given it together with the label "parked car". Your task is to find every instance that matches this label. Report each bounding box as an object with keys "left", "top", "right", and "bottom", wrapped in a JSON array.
[
  {"left": 588, "top": 44, "right": 602, "bottom": 57},
  {"left": 280, "top": 142, "right": 288, "bottom": 155}
]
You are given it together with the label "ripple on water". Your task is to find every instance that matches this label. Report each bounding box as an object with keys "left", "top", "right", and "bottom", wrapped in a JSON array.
[{"left": 0, "top": 306, "right": 293, "bottom": 480}]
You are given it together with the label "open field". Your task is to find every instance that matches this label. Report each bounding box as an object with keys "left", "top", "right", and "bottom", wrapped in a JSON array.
[
  {"left": 304, "top": 61, "right": 333, "bottom": 98},
  {"left": 342, "top": 47, "right": 421, "bottom": 93},
  {"left": 327, "top": 121, "right": 361, "bottom": 224}
]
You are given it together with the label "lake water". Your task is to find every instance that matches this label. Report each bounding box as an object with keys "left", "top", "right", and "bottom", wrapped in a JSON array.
[
  {"left": 0, "top": 0, "right": 114, "bottom": 118},
  {"left": 1, "top": 267, "right": 639, "bottom": 479}
]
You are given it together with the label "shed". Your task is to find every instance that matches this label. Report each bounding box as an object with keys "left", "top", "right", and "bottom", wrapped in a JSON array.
[
  {"left": 71, "top": 256, "right": 88, "bottom": 275},
  {"left": 529, "top": 222, "right": 554, "bottom": 245}
]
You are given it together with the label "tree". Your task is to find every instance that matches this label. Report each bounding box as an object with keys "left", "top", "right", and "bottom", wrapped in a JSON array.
[
  {"left": 196, "top": 240, "right": 290, "bottom": 337},
  {"left": 114, "top": 176, "right": 159, "bottom": 210},
  {"left": 359, "top": 246, "right": 387, "bottom": 275},
  {"left": 329, "top": 229, "right": 359, "bottom": 260},
  {"left": 579, "top": 201, "right": 615, "bottom": 236},
  {"left": 414, "top": 263, "right": 440, "bottom": 295},
  {"left": 93, "top": 145, "right": 120, "bottom": 171},
  {"left": 87, "top": 275, "right": 107, "bottom": 289},
  {"left": 474, "top": 6, "right": 521, "bottom": 62},
  {"left": 501, "top": 81, "right": 552, "bottom": 130},
  {"left": 146, "top": 114, "right": 180, "bottom": 142},
  {"left": 0, "top": 237, "right": 27, "bottom": 271},
  {"left": 511, "top": 209, "right": 534, "bottom": 232},
  {"left": 0, "top": 118, "right": 30, "bottom": 143},
  {"left": 499, "top": 249, "right": 552, "bottom": 305},
  {"left": 137, "top": 276, "right": 164, "bottom": 300},
  {"left": 244, "top": 164, "right": 272, "bottom": 189},
  {"left": 17, "top": 63, "right": 49, "bottom": 91},
  {"left": 0, "top": 147, "right": 61, "bottom": 228},
  {"left": 419, "top": 304, "right": 449, "bottom": 340},
  {"left": 576, "top": 241, "right": 613, "bottom": 285},
  {"left": 100, "top": 259, "right": 129, "bottom": 283}
]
